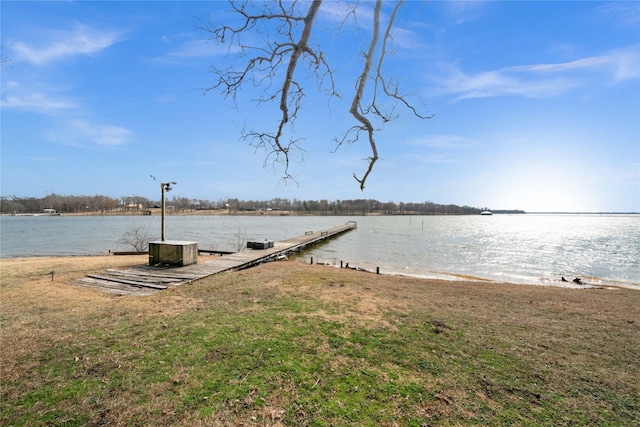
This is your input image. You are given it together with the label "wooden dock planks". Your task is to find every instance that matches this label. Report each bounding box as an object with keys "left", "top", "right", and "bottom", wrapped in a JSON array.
[{"left": 73, "top": 222, "right": 356, "bottom": 296}]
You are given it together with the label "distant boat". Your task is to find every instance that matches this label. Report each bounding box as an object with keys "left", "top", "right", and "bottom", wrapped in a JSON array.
[{"left": 480, "top": 210, "right": 493, "bottom": 215}]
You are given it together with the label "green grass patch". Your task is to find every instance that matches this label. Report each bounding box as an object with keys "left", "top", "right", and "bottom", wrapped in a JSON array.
[{"left": 2, "top": 262, "right": 638, "bottom": 426}]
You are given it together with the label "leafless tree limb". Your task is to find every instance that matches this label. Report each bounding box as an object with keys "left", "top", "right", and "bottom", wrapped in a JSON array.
[
  {"left": 348, "top": 0, "right": 381, "bottom": 190},
  {"left": 200, "top": 0, "right": 331, "bottom": 183},
  {"left": 201, "top": 0, "right": 431, "bottom": 190}
]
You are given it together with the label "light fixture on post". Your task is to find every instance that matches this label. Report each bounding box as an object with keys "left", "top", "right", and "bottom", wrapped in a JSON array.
[
  {"left": 149, "top": 179, "right": 197, "bottom": 267},
  {"left": 160, "top": 181, "right": 176, "bottom": 241}
]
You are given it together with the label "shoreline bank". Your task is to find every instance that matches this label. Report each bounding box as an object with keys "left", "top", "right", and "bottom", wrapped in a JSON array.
[{"left": 1, "top": 254, "right": 635, "bottom": 291}]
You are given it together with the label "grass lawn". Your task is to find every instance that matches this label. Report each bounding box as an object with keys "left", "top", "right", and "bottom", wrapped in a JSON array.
[{"left": 1, "top": 256, "right": 638, "bottom": 426}]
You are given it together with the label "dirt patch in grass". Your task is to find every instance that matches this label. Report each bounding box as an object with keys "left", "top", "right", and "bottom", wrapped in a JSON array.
[{"left": 1, "top": 256, "right": 638, "bottom": 426}]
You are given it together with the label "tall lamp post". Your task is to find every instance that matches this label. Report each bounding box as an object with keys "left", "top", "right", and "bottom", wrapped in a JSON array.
[{"left": 160, "top": 181, "right": 176, "bottom": 241}]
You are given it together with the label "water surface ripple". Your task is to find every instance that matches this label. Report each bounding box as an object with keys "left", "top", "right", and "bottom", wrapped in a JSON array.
[{"left": 1, "top": 214, "right": 638, "bottom": 288}]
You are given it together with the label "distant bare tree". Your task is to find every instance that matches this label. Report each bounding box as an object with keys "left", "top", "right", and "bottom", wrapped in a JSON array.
[
  {"left": 234, "top": 227, "right": 248, "bottom": 252},
  {"left": 119, "top": 225, "right": 156, "bottom": 252},
  {"left": 200, "top": 0, "right": 431, "bottom": 190}
]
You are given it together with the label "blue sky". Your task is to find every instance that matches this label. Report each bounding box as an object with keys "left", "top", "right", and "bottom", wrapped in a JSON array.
[{"left": 2, "top": 1, "right": 639, "bottom": 212}]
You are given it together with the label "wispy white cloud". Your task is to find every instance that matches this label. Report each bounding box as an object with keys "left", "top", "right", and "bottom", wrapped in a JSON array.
[
  {"left": 1, "top": 79, "right": 79, "bottom": 115},
  {"left": 405, "top": 134, "right": 478, "bottom": 165},
  {"left": 2, "top": 22, "right": 132, "bottom": 149},
  {"left": 410, "top": 134, "right": 478, "bottom": 149},
  {"left": 1, "top": 92, "right": 76, "bottom": 114},
  {"left": 319, "top": 1, "right": 425, "bottom": 51},
  {"left": 149, "top": 38, "right": 237, "bottom": 65},
  {"left": 594, "top": 2, "right": 640, "bottom": 28},
  {"left": 320, "top": 1, "right": 374, "bottom": 27},
  {"left": 435, "top": 46, "right": 640, "bottom": 100},
  {"left": 412, "top": 152, "right": 461, "bottom": 165},
  {"left": 444, "top": 0, "right": 489, "bottom": 25},
  {"left": 10, "top": 23, "right": 124, "bottom": 65},
  {"left": 387, "top": 27, "right": 426, "bottom": 51},
  {"left": 510, "top": 48, "right": 640, "bottom": 82},
  {"left": 168, "top": 39, "right": 226, "bottom": 58},
  {"left": 437, "top": 66, "right": 579, "bottom": 99},
  {"left": 1, "top": 84, "right": 132, "bottom": 149},
  {"left": 48, "top": 120, "right": 132, "bottom": 147}
]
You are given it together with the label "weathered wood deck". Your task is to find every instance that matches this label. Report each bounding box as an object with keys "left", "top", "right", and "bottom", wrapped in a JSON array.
[{"left": 74, "top": 222, "right": 357, "bottom": 296}]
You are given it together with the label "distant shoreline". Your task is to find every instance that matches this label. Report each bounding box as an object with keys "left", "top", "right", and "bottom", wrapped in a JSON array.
[{"left": 4, "top": 210, "right": 638, "bottom": 217}]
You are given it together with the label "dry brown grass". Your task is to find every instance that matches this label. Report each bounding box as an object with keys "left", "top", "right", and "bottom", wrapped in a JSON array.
[{"left": 1, "top": 255, "right": 638, "bottom": 425}]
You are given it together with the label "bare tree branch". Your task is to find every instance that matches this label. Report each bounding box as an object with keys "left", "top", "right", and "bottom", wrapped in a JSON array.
[
  {"left": 375, "top": 1, "right": 434, "bottom": 121},
  {"left": 348, "top": 0, "right": 381, "bottom": 190},
  {"left": 200, "top": 0, "right": 332, "bottom": 183},
  {"left": 274, "top": 0, "right": 322, "bottom": 161},
  {"left": 201, "top": 0, "right": 431, "bottom": 190}
]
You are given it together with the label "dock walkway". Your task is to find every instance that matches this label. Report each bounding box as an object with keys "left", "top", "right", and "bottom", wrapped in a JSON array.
[{"left": 75, "top": 222, "right": 356, "bottom": 296}]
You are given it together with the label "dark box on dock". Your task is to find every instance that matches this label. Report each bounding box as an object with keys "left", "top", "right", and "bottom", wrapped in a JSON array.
[
  {"left": 247, "top": 240, "right": 274, "bottom": 250},
  {"left": 149, "top": 240, "right": 198, "bottom": 266}
]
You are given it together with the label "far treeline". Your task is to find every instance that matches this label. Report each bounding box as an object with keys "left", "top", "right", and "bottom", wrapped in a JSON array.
[{"left": 0, "top": 194, "right": 525, "bottom": 216}]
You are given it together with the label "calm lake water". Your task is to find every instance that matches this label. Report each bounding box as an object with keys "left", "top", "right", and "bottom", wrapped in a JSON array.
[{"left": 1, "top": 214, "right": 638, "bottom": 289}]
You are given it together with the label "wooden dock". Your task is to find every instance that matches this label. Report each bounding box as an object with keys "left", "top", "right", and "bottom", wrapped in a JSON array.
[{"left": 74, "top": 222, "right": 357, "bottom": 296}]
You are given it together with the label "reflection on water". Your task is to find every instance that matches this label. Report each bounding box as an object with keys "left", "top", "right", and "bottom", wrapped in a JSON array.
[{"left": 1, "top": 214, "right": 638, "bottom": 288}]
